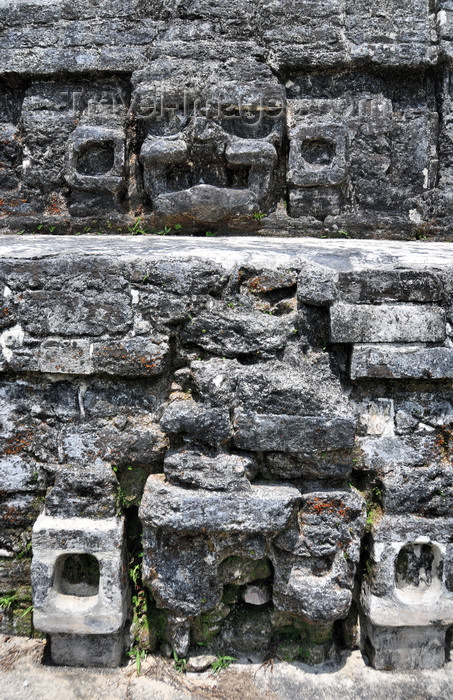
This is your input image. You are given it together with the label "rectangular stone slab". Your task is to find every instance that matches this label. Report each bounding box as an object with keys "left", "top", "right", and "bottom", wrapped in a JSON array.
[
  {"left": 330, "top": 303, "right": 446, "bottom": 343},
  {"left": 351, "top": 344, "right": 453, "bottom": 379},
  {"left": 233, "top": 409, "right": 356, "bottom": 453},
  {"left": 139, "top": 475, "right": 300, "bottom": 534}
]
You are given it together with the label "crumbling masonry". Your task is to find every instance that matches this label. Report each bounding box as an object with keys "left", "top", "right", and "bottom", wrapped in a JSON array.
[{"left": 1, "top": 0, "right": 453, "bottom": 674}]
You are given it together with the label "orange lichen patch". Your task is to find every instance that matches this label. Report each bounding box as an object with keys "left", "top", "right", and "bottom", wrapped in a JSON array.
[
  {"left": 434, "top": 427, "right": 453, "bottom": 464},
  {"left": 45, "top": 193, "right": 62, "bottom": 216},
  {"left": 304, "top": 497, "right": 352, "bottom": 521},
  {"left": 2, "top": 431, "right": 33, "bottom": 456},
  {"left": 248, "top": 276, "right": 276, "bottom": 293}
]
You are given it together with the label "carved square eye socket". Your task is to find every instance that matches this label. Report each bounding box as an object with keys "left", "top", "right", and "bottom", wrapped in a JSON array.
[
  {"left": 76, "top": 142, "right": 115, "bottom": 176},
  {"left": 55, "top": 553, "right": 100, "bottom": 597},
  {"left": 395, "top": 543, "right": 440, "bottom": 591},
  {"left": 301, "top": 138, "right": 336, "bottom": 166}
]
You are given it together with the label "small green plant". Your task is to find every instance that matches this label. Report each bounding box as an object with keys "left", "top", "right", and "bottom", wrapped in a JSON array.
[
  {"left": 128, "top": 216, "right": 147, "bottom": 235},
  {"left": 49, "top": 226, "right": 56, "bottom": 233},
  {"left": 157, "top": 225, "right": 172, "bottom": 235},
  {"left": 338, "top": 229, "right": 349, "bottom": 238},
  {"left": 21, "top": 605, "right": 33, "bottom": 618},
  {"left": 253, "top": 211, "right": 267, "bottom": 220},
  {"left": 115, "top": 484, "right": 128, "bottom": 512},
  {"left": 17, "top": 540, "right": 32, "bottom": 559},
  {"left": 128, "top": 647, "right": 146, "bottom": 675},
  {"left": 174, "top": 224, "right": 182, "bottom": 231},
  {"left": 205, "top": 230, "right": 216, "bottom": 237},
  {"left": 173, "top": 651, "right": 187, "bottom": 673},
  {"left": 211, "top": 655, "right": 236, "bottom": 673},
  {"left": 17, "top": 229, "right": 25, "bottom": 235},
  {"left": 36, "top": 224, "right": 43, "bottom": 230},
  {"left": 0, "top": 592, "right": 18, "bottom": 610}
]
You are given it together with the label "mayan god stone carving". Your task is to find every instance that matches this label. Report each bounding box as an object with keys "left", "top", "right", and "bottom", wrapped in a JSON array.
[
  {"left": 286, "top": 74, "right": 438, "bottom": 227},
  {"left": 132, "top": 57, "right": 285, "bottom": 226},
  {"left": 20, "top": 80, "right": 129, "bottom": 219}
]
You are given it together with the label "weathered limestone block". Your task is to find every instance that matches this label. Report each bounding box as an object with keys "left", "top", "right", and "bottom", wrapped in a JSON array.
[
  {"left": 91, "top": 336, "right": 170, "bottom": 376},
  {"left": 337, "top": 269, "right": 445, "bottom": 304},
  {"left": 32, "top": 514, "right": 129, "bottom": 667},
  {"left": 160, "top": 400, "right": 232, "bottom": 447},
  {"left": 140, "top": 475, "right": 300, "bottom": 534},
  {"left": 233, "top": 410, "right": 356, "bottom": 453},
  {"left": 297, "top": 261, "right": 339, "bottom": 307},
  {"left": 262, "top": 450, "right": 353, "bottom": 483},
  {"left": 380, "top": 464, "right": 453, "bottom": 518},
  {"left": 330, "top": 303, "right": 446, "bottom": 344},
  {"left": 271, "top": 491, "right": 366, "bottom": 622},
  {"left": 361, "top": 515, "right": 453, "bottom": 670},
  {"left": 163, "top": 448, "right": 256, "bottom": 491},
  {"left": 45, "top": 464, "right": 118, "bottom": 520},
  {"left": 1, "top": 334, "right": 170, "bottom": 377},
  {"left": 38, "top": 338, "right": 92, "bottom": 375},
  {"left": 17, "top": 286, "right": 132, "bottom": 337},
  {"left": 346, "top": 0, "right": 437, "bottom": 67},
  {"left": 351, "top": 345, "right": 453, "bottom": 380},
  {"left": 139, "top": 475, "right": 300, "bottom": 652},
  {"left": 181, "top": 306, "right": 294, "bottom": 357},
  {"left": 234, "top": 354, "right": 350, "bottom": 416},
  {"left": 60, "top": 419, "right": 167, "bottom": 469}
]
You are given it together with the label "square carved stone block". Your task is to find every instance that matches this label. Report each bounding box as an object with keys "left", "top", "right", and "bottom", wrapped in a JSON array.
[{"left": 31, "top": 514, "right": 128, "bottom": 667}]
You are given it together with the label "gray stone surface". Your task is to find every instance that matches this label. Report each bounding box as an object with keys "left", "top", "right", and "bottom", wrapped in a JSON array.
[
  {"left": 351, "top": 344, "right": 453, "bottom": 379},
  {"left": 233, "top": 410, "right": 356, "bottom": 453},
  {"left": 1, "top": 238, "right": 453, "bottom": 670},
  {"left": 139, "top": 475, "right": 300, "bottom": 534},
  {"left": 163, "top": 448, "right": 255, "bottom": 491},
  {"left": 330, "top": 303, "right": 446, "bottom": 344}
]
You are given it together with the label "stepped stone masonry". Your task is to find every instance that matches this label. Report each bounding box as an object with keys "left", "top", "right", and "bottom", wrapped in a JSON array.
[
  {"left": 2, "top": 0, "right": 453, "bottom": 677},
  {"left": 0, "top": 236, "right": 452, "bottom": 672}
]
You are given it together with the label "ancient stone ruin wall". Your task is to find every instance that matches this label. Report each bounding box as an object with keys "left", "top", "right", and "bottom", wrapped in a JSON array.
[
  {"left": 2, "top": 0, "right": 453, "bottom": 676},
  {"left": 1, "top": 237, "right": 453, "bottom": 671},
  {"left": 2, "top": 0, "right": 453, "bottom": 237}
]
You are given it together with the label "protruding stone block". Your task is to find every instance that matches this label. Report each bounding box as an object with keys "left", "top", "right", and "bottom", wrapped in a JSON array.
[
  {"left": 45, "top": 464, "right": 118, "bottom": 520},
  {"left": 160, "top": 400, "right": 232, "bottom": 447},
  {"left": 330, "top": 303, "right": 446, "bottom": 343},
  {"left": 361, "top": 515, "right": 453, "bottom": 670},
  {"left": 32, "top": 514, "right": 128, "bottom": 667},
  {"left": 351, "top": 344, "right": 453, "bottom": 379},
  {"left": 139, "top": 475, "right": 300, "bottom": 534},
  {"left": 163, "top": 448, "right": 256, "bottom": 491},
  {"left": 233, "top": 409, "right": 356, "bottom": 453},
  {"left": 271, "top": 490, "right": 366, "bottom": 622}
]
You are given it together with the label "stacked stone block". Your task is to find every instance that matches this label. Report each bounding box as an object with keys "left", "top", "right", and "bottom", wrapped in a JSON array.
[
  {"left": 31, "top": 463, "right": 129, "bottom": 667},
  {"left": 1, "top": 237, "right": 453, "bottom": 670}
]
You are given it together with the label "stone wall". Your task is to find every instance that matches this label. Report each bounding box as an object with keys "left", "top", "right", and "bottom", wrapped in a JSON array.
[
  {"left": 2, "top": 0, "right": 453, "bottom": 237},
  {"left": 1, "top": 236, "right": 453, "bottom": 670}
]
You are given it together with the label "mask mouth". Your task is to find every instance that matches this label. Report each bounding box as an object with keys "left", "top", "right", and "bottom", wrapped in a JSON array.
[{"left": 153, "top": 184, "right": 258, "bottom": 224}]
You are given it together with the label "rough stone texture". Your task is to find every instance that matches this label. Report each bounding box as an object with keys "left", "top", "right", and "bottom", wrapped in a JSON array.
[
  {"left": 1, "top": 2, "right": 453, "bottom": 238},
  {"left": 32, "top": 513, "right": 129, "bottom": 666},
  {"left": 330, "top": 304, "right": 446, "bottom": 344},
  {"left": 351, "top": 345, "right": 453, "bottom": 380},
  {"left": 360, "top": 515, "right": 453, "bottom": 670},
  {"left": 1, "top": 238, "right": 453, "bottom": 672}
]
